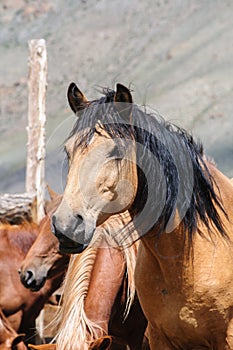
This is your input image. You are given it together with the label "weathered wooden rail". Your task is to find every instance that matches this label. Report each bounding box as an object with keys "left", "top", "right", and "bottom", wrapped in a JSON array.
[
  {"left": 0, "top": 39, "right": 59, "bottom": 344},
  {"left": 0, "top": 193, "right": 36, "bottom": 223},
  {"left": 0, "top": 39, "right": 47, "bottom": 224}
]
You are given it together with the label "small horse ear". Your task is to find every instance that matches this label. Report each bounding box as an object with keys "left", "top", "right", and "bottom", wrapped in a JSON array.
[
  {"left": 28, "top": 344, "right": 56, "bottom": 350},
  {"left": 99, "top": 337, "right": 112, "bottom": 350},
  {"left": 114, "top": 83, "right": 133, "bottom": 121},
  {"left": 11, "top": 333, "right": 25, "bottom": 348},
  {"left": 67, "top": 82, "right": 88, "bottom": 114},
  {"left": 46, "top": 184, "right": 60, "bottom": 201},
  {"left": 114, "top": 83, "right": 133, "bottom": 104},
  {"left": 90, "top": 336, "right": 112, "bottom": 350}
]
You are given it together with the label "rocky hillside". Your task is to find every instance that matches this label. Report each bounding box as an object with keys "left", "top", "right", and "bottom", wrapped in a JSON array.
[{"left": 0, "top": 0, "right": 232, "bottom": 193}]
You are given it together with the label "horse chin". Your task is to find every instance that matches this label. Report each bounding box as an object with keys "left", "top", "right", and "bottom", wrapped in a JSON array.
[
  {"left": 54, "top": 218, "right": 96, "bottom": 254},
  {"left": 57, "top": 233, "right": 89, "bottom": 254},
  {"left": 21, "top": 276, "right": 46, "bottom": 292},
  {"left": 29, "top": 279, "right": 46, "bottom": 292},
  {"left": 59, "top": 242, "right": 87, "bottom": 254}
]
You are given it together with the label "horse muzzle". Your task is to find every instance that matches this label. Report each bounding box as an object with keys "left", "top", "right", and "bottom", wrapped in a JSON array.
[
  {"left": 51, "top": 214, "right": 89, "bottom": 254},
  {"left": 19, "top": 269, "right": 46, "bottom": 291}
]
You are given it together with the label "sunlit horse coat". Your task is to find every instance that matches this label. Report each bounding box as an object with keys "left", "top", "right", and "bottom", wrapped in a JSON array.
[{"left": 52, "top": 82, "right": 233, "bottom": 350}]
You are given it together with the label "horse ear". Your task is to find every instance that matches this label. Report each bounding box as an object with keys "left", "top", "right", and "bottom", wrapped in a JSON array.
[
  {"left": 46, "top": 184, "right": 60, "bottom": 201},
  {"left": 114, "top": 83, "right": 133, "bottom": 104},
  {"left": 67, "top": 82, "right": 88, "bottom": 114},
  {"left": 114, "top": 83, "right": 133, "bottom": 121},
  {"left": 44, "top": 184, "right": 62, "bottom": 215},
  {"left": 90, "top": 336, "right": 112, "bottom": 350},
  {"left": 11, "top": 333, "right": 25, "bottom": 348},
  {"left": 99, "top": 337, "right": 112, "bottom": 350},
  {"left": 28, "top": 344, "right": 56, "bottom": 350}
]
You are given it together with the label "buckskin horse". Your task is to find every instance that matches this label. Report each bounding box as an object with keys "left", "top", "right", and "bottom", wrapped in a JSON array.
[
  {"left": 52, "top": 82, "right": 233, "bottom": 350},
  {"left": 20, "top": 200, "right": 148, "bottom": 349}
]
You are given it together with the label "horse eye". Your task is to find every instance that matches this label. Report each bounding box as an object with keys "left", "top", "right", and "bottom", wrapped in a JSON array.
[{"left": 109, "top": 146, "right": 124, "bottom": 160}]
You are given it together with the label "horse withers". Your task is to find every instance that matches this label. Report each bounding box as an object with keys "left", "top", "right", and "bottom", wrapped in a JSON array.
[{"left": 52, "top": 82, "right": 233, "bottom": 349}]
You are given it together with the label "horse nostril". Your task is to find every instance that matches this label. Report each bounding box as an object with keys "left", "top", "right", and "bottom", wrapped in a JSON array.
[
  {"left": 51, "top": 215, "right": 57, "bottom": 234},
  {"left": 25, "top": 270, "right": 34, "bottom": 285}
]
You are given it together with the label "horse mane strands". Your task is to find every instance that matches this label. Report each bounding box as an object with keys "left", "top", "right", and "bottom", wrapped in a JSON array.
[
  {"left": 99, "top": 227, "right": 138, "bottom": 320},
  {"left": 53, "top": 248, "right": 103, "bottom": 350},
  {"left": 97, "top": 211, "right": 138, "bottom": 318},
  {"left": 122, "top": 240, "right": 138, "bottom": 319},
  {"left": 51, "top": 215, "right": 138, "bottom": 349}
]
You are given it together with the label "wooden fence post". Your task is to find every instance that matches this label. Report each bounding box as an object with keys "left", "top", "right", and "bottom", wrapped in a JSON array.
[{"left": 26, "top": 39, "right": 47, "bottom": 223}]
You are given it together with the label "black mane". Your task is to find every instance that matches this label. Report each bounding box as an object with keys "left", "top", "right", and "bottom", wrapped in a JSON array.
[{"left": 67, "top": 88, "right": 227, "bottom": 246}]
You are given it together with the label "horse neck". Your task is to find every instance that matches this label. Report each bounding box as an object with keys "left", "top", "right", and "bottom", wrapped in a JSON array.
[
  {"left": 54, "top": 240, "right": 138, "bottom": 350},
  {"left": 1, "top": 222, "right": 38, "bottom": 255},
  {"left": 141, "top": 161, "right": 233, "bottom": 285},
  {"left": 55, "top": 247, "right": 125, "bottom": 345},
  {"left": 84, "top": 246, "right": 125, "bottom": 331},
  {"left": 54, "top": 249, "right": 98, "bottom": 350},
  {"left": 140, "top": 222, "right": 189, "bottom": 290}
]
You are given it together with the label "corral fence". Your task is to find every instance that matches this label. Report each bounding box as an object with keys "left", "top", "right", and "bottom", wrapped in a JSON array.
[{"left": 0, "top": 39, "right": 59, "bottom": 343}]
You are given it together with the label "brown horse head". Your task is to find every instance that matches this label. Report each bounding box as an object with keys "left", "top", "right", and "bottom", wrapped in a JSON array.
[
  {"left": 52, "top": 83, "right": 138, "bottom": 254},
  {"left": 19, "top": 193, "right": 69, "bottom": 291}
]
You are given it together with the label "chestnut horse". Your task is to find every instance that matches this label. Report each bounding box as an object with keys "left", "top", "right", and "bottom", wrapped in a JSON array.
[
  {"left": 52, "top": 82, "right": 233, "bottom": 350},
  {"left": 19, "top": 194, "right": 69, "bottom": 292},
  {"left": 0, "top": 217, "right": 66, "bottom": 347},
  {"left": 53, "top": 211, "right": 148, "bottom": 350},
  {"left": 20, "top": 204, "right": 148, "bottom": 349}
]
